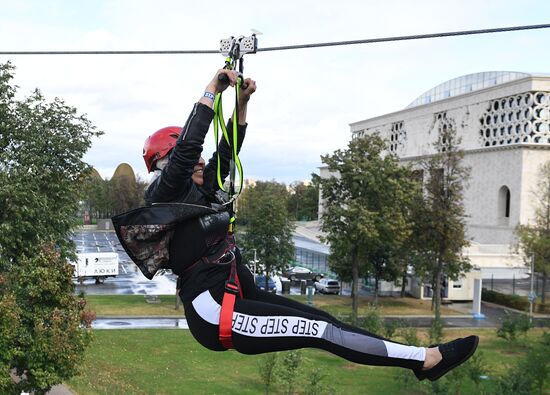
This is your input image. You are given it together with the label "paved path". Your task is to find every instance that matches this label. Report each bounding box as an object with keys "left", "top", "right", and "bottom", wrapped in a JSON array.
[
  {"left": 46, "top": 384, "right": 73, "bottom": 395},
  {"left": 91, "top": 302, "right": 550, "bottom": 329}
]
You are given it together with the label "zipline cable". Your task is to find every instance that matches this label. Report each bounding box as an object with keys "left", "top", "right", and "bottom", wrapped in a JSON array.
[
  {"left": 0, "top": 23, "right": 549, "bottom": 55},
  {"left": 257, "top": 23, "right": 550, "bottom": 52}
]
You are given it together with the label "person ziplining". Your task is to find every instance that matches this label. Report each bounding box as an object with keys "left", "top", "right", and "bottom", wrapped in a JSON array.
[{"left": 112, "top": 35, "right": 478, "bottom": 382}]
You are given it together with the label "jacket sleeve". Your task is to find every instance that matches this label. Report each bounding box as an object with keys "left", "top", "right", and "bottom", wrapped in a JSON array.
[
  {"left": 202, "top": 120, "right": 247, "bottom": 194},
  {"left": 145, "top": 103, "right": 214, "bottom": 204}
]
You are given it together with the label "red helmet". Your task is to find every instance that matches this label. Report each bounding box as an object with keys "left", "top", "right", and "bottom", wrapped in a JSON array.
[{"left": 143, "top": 126, "right": 182, "bottom": 172}]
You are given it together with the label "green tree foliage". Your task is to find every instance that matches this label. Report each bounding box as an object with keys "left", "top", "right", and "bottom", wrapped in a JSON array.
[
  {"left": 109, "top": 174, "right": 138, "bottom": 215},
  {"left": 81, "top": 172, "right": 111, "bottom": 219},
  {"left": 287, "top": 175, "right": 320, "bottom": 221},
  {"left": 108, "top": 163, "right": 146, "bottom": 215},
  {"left": 320, "top": 134, "right": 419, "bottom": 318},
  {"left": 412, "top": 121, "right": 471, "bottom": 322},
  {"left": 80, "top": 166, "right": 147, "bottom": 220},
  {"left": 238, "top": 181, "right": 295, "bottom": 289},
  {"left": 0, "top": 62, "right": 98, "bottom": 393},
  {"left": 516, "top": 161, "right": 550, "bottom": 305}
]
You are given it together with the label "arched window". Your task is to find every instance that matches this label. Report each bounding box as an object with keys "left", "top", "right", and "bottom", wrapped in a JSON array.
[{"left": 498, "top": 186, "right": 511, "bottom": 219}]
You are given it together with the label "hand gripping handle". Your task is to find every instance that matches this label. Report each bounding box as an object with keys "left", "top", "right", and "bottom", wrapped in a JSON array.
[{"left": 218, "top": 73, "right": 248, "bottom": 90}]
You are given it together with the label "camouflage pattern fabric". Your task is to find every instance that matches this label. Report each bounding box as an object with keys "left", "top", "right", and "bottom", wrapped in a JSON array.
[{"left": 119, "top": 224, "right": 175, "bottom": 278}]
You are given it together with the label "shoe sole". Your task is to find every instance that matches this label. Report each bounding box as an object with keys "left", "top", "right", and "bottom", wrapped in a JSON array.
[{"left": 427, "top": 336, "right": 479, "bottom": 381}]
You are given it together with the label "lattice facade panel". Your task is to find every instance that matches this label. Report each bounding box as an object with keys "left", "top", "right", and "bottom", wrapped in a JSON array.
[
  {"left": 479, "top": 92, "right": 550, "bottom": 147},
  {"left": 389, "top": 121, "right": 406, "bottom": 153}
]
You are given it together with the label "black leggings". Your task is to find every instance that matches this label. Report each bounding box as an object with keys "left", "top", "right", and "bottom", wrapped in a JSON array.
[{"left": 182, "top": 263, "right": 425, "bottom": 371}]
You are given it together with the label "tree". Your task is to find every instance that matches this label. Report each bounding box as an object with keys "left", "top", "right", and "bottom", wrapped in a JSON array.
[
  {"left": 238, "top": 181, "right": 295, "bottom": 290},
  {"left": 108, "top": 163, "right": 145, "bottom": 215},
  {"left": 0, "top": 62, "right": 99, "bottom": 393},
  {"left": 81, "top": 171, "right": 110, "bottom": 219},
  {"left": 80, "top": 168, "right": 148, "bottom": 219},
  {"left": 320, "top": 134, "right": 418, "bottom": 318},
  {"left": 516, "top": 161, "right": 550, "bottom": 305},
  {"left": 412, "top": 120, "right": 471, "bottom": 325},
  {"left": 287, "top": 175, "right": 320, "bottom": 221}
]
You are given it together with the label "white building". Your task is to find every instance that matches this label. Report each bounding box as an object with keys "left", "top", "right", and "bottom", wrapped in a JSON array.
[{"left": 321, "top": 71, "right": 550, "bottom": 296}]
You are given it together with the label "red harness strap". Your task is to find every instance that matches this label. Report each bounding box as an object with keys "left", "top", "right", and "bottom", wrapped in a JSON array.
[{"left": 219, "top": 254, "right": 242, "bottom": 349}]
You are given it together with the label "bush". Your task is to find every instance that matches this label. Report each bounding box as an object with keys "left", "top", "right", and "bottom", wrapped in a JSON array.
[
  {"left": 482, "top": 289, "right": 529, "bottom": 311},
  {"left": 383, "top": 319, "right": 404, "bottom": 339},
  {"left": 462, "top": 351, "right": 488, "bottom": 390},
  {"left": 524, "top": 346, "right": 549, "bottom": 395},
  {"left": 276, "top": 350, "right": 302, "bottom": 395},
  {"left": 359, "top": 304, "right": 383, "bottom": 334},
  {"left": 258, "top": 353, "right": 278, "bottom": 394},
  {"left": 398, "top": 325, "right": 421, "bottom": 347},
  {"left": 493, "top": 331, "right": 550, "bottom": 395},
  {"left": 496, "top": 311, "right": 533, "bottom": 341},
  {"left": 482, "top": 288, "right": 550, "bottom": 313},
  {"left": 304, "top": 367, "right": 335, "bottom": 395},
  {"left": 535, "top": 303, "right": 550, "bottom": 314}
]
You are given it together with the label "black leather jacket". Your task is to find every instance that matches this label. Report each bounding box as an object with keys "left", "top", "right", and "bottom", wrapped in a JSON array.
[{"left": 112, "top": 103, "right": 246, "bottom": 279}]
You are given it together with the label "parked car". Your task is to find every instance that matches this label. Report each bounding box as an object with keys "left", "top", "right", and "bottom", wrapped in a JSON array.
[
  {"left": 314, "top": 278, "right": 340, "bottom": 294},
  {"left": 283, "top": 266, "right": 323, "bottom": 282},
  {"left": 255, "top": 275, "right": 277, "bottom": 293}
]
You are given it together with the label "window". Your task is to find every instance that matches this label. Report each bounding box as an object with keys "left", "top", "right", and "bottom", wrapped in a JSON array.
[
  {"left": 411, "top": 169, "right": 424, "bottom": 183},
  {"left": 498, "top": 186, "right": 511, "bottom": 219},
  {"left": 479, "top": 91, "right": 550, "bottom": 147},
  {"left": 389, "top": 121, "right": 406, "bottom": 153}
]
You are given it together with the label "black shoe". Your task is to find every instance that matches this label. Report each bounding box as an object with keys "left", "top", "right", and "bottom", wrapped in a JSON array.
[{"left": 414, "top": 336, "right": 479, "bottom": 381}]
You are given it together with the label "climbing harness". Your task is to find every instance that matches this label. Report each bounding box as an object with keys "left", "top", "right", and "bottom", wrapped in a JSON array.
[
  {"left": 218, "top": 249, "right": 243, "bottom": 349},
  {"left": 214, "top": 34, "right": 257, "bottom": 349}
]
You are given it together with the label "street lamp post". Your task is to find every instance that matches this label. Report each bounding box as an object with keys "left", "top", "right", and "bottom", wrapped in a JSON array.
[
  {"left": 529, "top": 254, "right": 536, "bottom": 322},
  {"left": 251, "top": 248, "right": 258, "bottom": 276}
]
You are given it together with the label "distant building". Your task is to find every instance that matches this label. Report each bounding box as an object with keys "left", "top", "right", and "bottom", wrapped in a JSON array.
[
  {"left": 112, "top": 163, "right": 136, "bottom": 181},
  {"left": 321, "top": 71, "right": 550, "bottom": 297},
  {"left": 293, "top": 221, "right": 330, "bottom": 274}
]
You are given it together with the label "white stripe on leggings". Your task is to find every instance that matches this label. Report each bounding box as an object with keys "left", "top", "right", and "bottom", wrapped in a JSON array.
[{"left": 192, "top": 290, "right": 221, "bottom": 325}]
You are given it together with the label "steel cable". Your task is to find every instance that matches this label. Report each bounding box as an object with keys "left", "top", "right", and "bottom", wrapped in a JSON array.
[{"left": 0, "top": 24, "right": 548, "bottom": 56}]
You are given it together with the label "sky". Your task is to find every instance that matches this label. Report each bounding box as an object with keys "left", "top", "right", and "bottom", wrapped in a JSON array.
[{"left": 1, "top": 0, "right": 550, "bottom": 184}]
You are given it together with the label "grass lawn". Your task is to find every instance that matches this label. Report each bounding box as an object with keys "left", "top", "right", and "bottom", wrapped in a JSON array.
[
  {"left": 66, "top": 328, "right": 548, "bottom": 395},
  {"left": 287, "top": 294, "right": 464, "bottom": 316},
  {"left": 85, "top": 294, "right": 464, "bottom": 317}
]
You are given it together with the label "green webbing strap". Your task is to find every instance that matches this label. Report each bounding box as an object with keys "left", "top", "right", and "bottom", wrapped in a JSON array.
[
  {"left": 232, "top": 78, "right": 243, "bottom": 195},
  {"left": 213, "top": 94, "right": 229, "bottom": 190},
  {"left": 213, "top": 69, "right": 244, "bottom": 197}
]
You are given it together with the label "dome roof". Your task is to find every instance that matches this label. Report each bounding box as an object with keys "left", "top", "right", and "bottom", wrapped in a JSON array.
[
  {"left": 406, "top": 71, "right": 531, "bottom": 108},
  {"left": 89, "top": 167, "right": 102, "bottom": 179},
  {"left": 112, "top": 163, "right": 136, "bottom": 180}
]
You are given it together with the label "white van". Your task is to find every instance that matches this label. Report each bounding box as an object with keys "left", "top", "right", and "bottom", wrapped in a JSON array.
[{"left": 71, "top": 252, "right": 119, "bottom": 284}]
